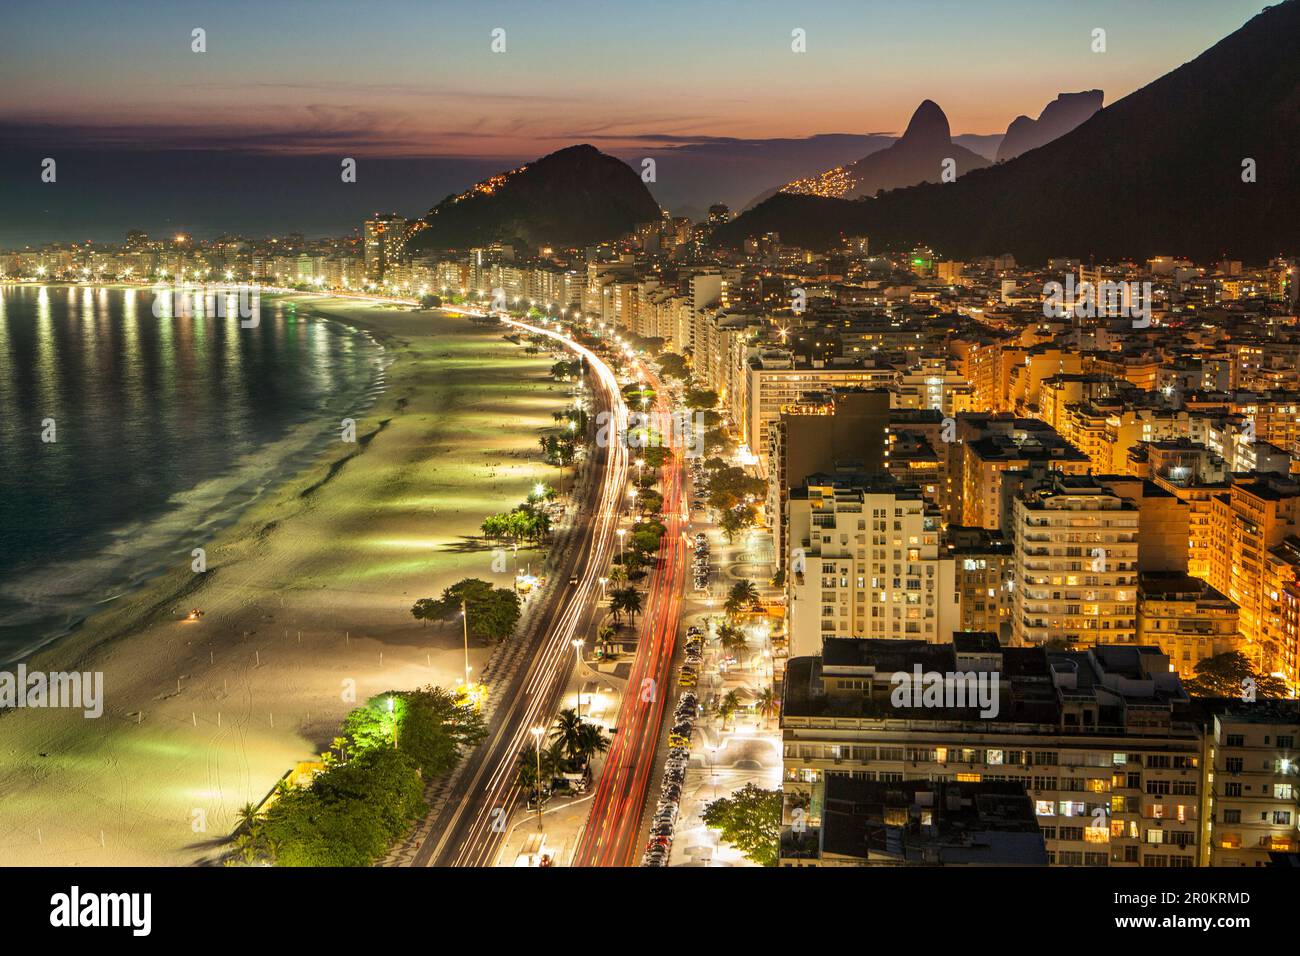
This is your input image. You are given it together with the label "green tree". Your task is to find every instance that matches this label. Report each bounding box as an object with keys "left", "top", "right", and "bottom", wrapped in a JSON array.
[
  {"left": 550, "top": 708, "right": 585, "bottom": 763},
  {"left": 575, "top": 722, "right": 610, "bottom": 766},
  {"left": 656, "top": 352, "right": 689, "bottom": 380},
  {"left": 725, "top": 579, "right": 761, "bottom": 617},
  {"left": 718, "top": 689, "right": 742, "bottom": 730},
  {"left": 753, "top": 686, "right": 778, "bottom": 728},
  {"left": 411, "top": 579, "right": 522, "bottom": 643},
  {"left": 610, "top": 587, "right": 643, "bottom": 625},
  {"left": 684, "top": 387, "right": 718, "bottom": 410},
  {"left": 701, "top": 784, "right": 782, "bottom": 867},
  {"left": 719, "top": 505, "right": 756, "bottom": 543},
  {"left": 1183, "top": 651, "right": 1287, "bottom": 698},
  {"left": 718, "top": 621, "right": 747, "bottom": 658}
]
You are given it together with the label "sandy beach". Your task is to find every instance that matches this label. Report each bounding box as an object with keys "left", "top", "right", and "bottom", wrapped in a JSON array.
[{"left": 0, "top": 296, "right": 568, "bottom": 866}]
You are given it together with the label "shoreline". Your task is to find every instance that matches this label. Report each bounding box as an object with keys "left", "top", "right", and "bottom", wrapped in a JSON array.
[
  {"left": 0, "top": 296, "right": 570, "bottom": 865},
  {"left": 0, "top": 296, "right": 391, "bottom": 665}
]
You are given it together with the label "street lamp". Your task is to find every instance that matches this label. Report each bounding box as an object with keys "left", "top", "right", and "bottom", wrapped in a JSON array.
[
  {"left": 616, "top": 527, "right": 626, "bottom": 558},
  {"left": 598, "top": 576, "right": 608, "bottom": 597},
  {"left": 571, "top": 638, "right": 585, "bottom": 721},
  {"left": 387, "top": 696, "right": 399, "bottom": 749},
  {"left": 460, "top": 599, "right": 472, "bottom": 689},
  {"left": 530, "top": 725, "right": 546, "bottom": 830}
]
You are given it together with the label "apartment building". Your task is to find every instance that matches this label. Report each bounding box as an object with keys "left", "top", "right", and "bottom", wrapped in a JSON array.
[
  {"left": 785, "top": 475, "right": 957, "bottom": 659},
  {"left": 1137, "top": 572, "right": 1240, "bottom": 680},
  {"left": 767, "top": 390, "right": 890, "bottom": 572},
  {"left": 744, "top": 350, "right": 895, "bottom": 467},
  {"left": 956, "top": 415, "right": 1091, "bottom": 531},
  {"left": 1208, "top": 474, "right": 1300, "bottom": 671},
  {"left": 1012, "top": 475, "right": 1141, "bottom": 647},
  {"left": 781, "top": 638, "right": 1205, "bottom": 867},
  {"left": 781, "top": 777, "right": 1047, "bottom": 866},
  {"left": 946, "top": 525, "right": 1015, "bottom": 639},
  {"left": 1199, "top": 704, "right": 1300, "bottom": 865}
]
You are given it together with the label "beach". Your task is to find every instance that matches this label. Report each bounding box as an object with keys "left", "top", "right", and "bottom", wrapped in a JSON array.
[{"left": 0, "top": 296, "right": 567, "bottom": 866}]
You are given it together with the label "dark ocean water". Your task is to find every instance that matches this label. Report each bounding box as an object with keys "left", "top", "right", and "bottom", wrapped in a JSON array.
[{"left": 0, "top": 286, "right": 385, "bottom": 662}]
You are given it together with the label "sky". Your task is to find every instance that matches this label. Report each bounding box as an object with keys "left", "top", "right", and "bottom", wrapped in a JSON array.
[
  {"left": 0, "top": 0, "right": 1270, "bottom": 244},
  {"left": 0, "top": 0, "right": 1267, "bottom": 155}
]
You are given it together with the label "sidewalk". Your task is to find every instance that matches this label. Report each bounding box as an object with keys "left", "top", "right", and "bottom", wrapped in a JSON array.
[{"left": 667, "top": 491, "right": 783, "bottom": 867}]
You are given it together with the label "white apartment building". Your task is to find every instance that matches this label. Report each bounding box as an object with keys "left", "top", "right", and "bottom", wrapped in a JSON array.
[{"left": 786, "top": 476, "right": 958, "bottom": 660}]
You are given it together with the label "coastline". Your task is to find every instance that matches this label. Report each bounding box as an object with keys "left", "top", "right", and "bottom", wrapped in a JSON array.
[
  {"left": 0, "top": 290, "right": 390, "bottom": 665},
  {"left": 0, "top": 296, "right": 568, "bottom": 865}
]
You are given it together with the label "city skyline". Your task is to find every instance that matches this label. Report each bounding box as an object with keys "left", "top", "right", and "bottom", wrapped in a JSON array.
[
  {"left": 1, "top": 0, "right": 1297, "bottom": 908},
  {"left": 0, "top": 0, "right": 1273, "bottom": 247}
]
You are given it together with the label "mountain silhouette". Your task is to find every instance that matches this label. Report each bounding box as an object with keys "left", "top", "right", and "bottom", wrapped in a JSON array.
[
  {"left": 996, "top": 90, "right": 1104, "bottom": 162},
  {"left": 716, "top": 1, "right": 1300, "bottom": 263},
  {"left": 773, "top": 100, "right": 990, "bottom": 200},
  {"left": 407, "top": 144, "right": 660, "bottom": 252}
]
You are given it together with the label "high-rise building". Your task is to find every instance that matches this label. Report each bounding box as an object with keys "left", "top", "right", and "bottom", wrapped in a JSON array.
[
  {"left": 781, "top": 638, "right": 1205, "bottom": 868},
  {"left": 1012, "top": 475, "right": 1140, "bottom": 647},
  {"left": 767, "top": 389, "right": 890, "bottom": 571},
  {"left": 363, "top": 213, "right": 408, "bottom": 282},
  {"left": 785, "top": 474, "right": 956, "bottom": 659},
  {"left": 1208, "top": 474, "right": 1300, "bottom": 672},
  {"left": 1200, "top": 704, "right": 1300, "bottom": 865}
]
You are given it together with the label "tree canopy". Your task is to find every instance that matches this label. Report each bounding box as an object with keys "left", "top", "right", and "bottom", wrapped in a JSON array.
[
  {"left": 701, "top": 784, "right": 782, "bottom": 867},
  {"left": 411, "top": 578, "right": 522, "bottom": 643}
]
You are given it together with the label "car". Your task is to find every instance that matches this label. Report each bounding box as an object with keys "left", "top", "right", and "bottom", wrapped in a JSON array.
[
  {"left": 668, "top": 732, "right": 690, "bottom": 748},
  {"left": 686, "top": 626, "right": 702, "bottom": 637},
  {"left": 678, "top": 673, "right": 697, "bottom": 687}
]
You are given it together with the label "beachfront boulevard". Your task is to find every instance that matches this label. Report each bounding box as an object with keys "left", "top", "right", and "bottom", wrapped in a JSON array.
[
  {"left": 411, "top": 314, "right": 631, "bottom": 867},
  {"left": 571, "top": 358, "right": 689, "bottom": 867}
]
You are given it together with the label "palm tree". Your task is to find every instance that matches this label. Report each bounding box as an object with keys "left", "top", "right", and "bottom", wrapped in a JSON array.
[
  {"left": 718, "top": 621, "right": 747, "bottom": 658},
  {"left": 754, "top": 686, "right": 778, "bottom": 727},
  {"left": 575, "top": 723, "right": 610, "bottom": 767},
  {"left": 610, "top": 587, "right": 642, "bottom": 625},
  {"left": 725, "top": 579, "right": 760, "bottom": 618},
  {"left": 609, "top": 562, "right": 628, "bottom": 587},
  {"left": 516, "top": 742, "right": 562, "bottom": 793},
  {"left": 550, "top": 708, "right": 585, "bottom": 762},
  {"left": 718, "top": 689, "right": 742, "bottom": 730},
  {"left": 618, "top": 587, "right": 643, "bottom": 624},
  {"left": 235, "top": 803, "right": 259, "bottom": 832}
]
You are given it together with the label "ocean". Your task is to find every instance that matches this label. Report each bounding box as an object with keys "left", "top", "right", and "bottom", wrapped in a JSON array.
[{"left": 0, "top": 286, "right": 386, "bottom": 662}]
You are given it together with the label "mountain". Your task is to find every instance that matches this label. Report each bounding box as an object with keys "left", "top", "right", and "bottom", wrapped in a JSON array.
[
  {"left": 715, "top": 1, "right": 1300, "bottom": 263},
  {"left": 615, "top": 133, "right": 898, "bottom": 220},
  {"left": 406, "top": 144, "right": 660, "bottom": 252},
  {"left": 996, "top": 90, "right": 1104, "bottom": 162},
  {"left": 771, "top": 100, "right": 991, "bottom": 201}
]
